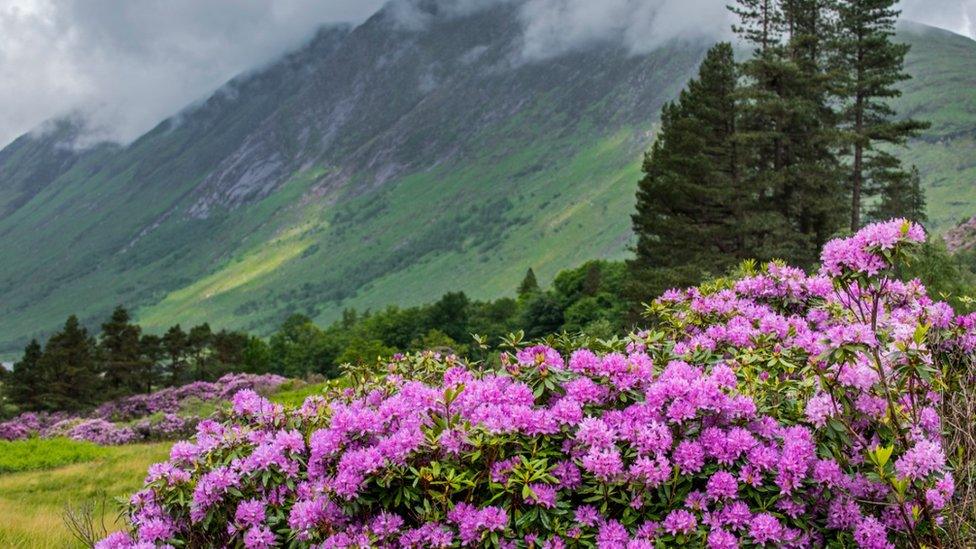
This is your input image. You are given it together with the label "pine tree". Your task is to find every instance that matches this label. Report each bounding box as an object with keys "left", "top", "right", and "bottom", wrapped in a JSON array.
[
  {"left": 907, "top": 165, "right": 927, "bottom": 224},
  {"left": 730, "top": 0, "right": 784, "bottom": 51},
  {"left": 36, "top": 315, "right": 100, "bottom": 411},
  {"left": 139, "top": 334, "right": 164, "bottom": 394},
  {"left": 99, "top": 306, "right": 144, "bottom": 396},
  {"left": 162, "top": 325, "right": 189, "bottom": 385},
  {"left": 870, "top": 164, "right": 927, "bottom": 224},
  {"left": 833, "top": 0, "right": 928, "bottom": 230},
  {"left": 187, "top": 323, "right": 213, "bottom": 381},
  {"left": 5, "top": 339, "right": 43, "bottom": 410},
  {"left": 630, "top": 43, "right": 765, "bottom": 297},
  {"left": 783, "top": 0, "right": 847, "bottom": 252},
  {"left": 517, "top": 268, "right": 540, "bottom": 297},
  {"left": 732, "top": 0, "right": 845, "bottom": 265}
]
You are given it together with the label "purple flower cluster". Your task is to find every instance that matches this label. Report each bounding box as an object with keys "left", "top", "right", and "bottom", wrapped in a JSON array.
[
  {"left": 95, "top": 373, "right": 288, "bottom": 421},
  {"left": 98, "top": 220, "right": 966, "bottom": 548},
  {"left": 67, "top": 419, "right": 139, "bottom": 445},
  {"left": 0, "top": 374, "right": 286, "bottom": 445},
  {"left": 820, "top": 219, "right": 925, "bottom": 277}
]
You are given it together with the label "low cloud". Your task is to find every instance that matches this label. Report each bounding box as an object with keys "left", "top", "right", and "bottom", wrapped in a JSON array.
[
  {"left": 0, "top": 0, "right": 387, "bottom": 147},
  {"left": 1, "top": 0, "right": 971, "bottom": 149},
  {"left": 901, "top": 0, "right": 976, "bottom": 39},
  {"left": 518, "top": 0, "right": 731, "bottom": 60}
]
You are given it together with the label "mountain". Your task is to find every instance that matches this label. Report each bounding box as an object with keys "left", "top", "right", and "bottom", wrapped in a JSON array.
[{"left": 0, "top": 4, "right": 973, "bottom": 355}]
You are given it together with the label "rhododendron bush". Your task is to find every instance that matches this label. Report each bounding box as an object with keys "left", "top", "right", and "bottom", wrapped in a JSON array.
[
  {"left": 0, "top": 373, "right": 287, "bottom": 445},
  {"left": 100, "top": 220, "right": 973, "bottom": 548}
]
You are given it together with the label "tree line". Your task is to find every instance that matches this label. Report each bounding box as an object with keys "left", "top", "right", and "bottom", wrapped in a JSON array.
[
  {"left": 0, "top": 261, "right": 632, "bottom": 414},
  {"left": 1, "top": 308, "right": 268, "bottom": 412},
  {"left": 629, "top": 0, "right": 928, "bottom": 297},
  {"left": 259, "top": 261, "right": 629, "bottom": 379}
]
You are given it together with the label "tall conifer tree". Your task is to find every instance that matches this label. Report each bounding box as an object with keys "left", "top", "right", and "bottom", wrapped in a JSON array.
[
  {"left": 36, "top": 315, "right": 100, "bottom": 411},
  {"left": 99, "top": 306, "right": 144, "bottom": 396},
  {"left": 163, "top": 325, "right": 189, "bottom": 386},
  {"left": 630, "top": 43, "right": 763, "bottom": 297},
  {"left": 518, "top": 268, "right": 540, "bottom": 297},
  {"left": 5, "top": 339, "right": 43, "bottom": 410},
  {"left": 870, "top": 164, "right": 927, "bottom": 224},
  {"left": 732, "top": 0, "right": 845, "bottom": 265},
  {"left": 833, "top": 0, "right": 928, "bottom": 229}
]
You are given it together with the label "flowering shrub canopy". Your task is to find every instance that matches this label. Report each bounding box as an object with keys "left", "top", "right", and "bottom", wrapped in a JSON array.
[
  {"left": 0, "top": 374, "right": 287, "bottom": 445},
  {"left": 100, "top": 220, "right": 970, "bottom": 548}
]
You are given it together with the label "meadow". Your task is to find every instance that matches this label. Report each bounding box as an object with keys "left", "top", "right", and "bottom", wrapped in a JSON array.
[
  {"left": 0, "top": 442, "right": 171, "bottom": 548},
  {"left": 0, "top": 380, "right": 321, "bottom": 547}
]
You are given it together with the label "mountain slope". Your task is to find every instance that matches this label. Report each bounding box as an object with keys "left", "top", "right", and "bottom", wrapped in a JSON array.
[
  {"left": 0, "top": 6, "right": 973, "bottom": 355},
  {"left": 893, "top": 22, "right": 976, "bottom": 230}
]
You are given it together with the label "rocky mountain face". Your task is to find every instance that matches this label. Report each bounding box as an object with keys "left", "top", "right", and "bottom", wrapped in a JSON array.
[{"left": 0, "top": 3, "right": 972, "bottom": 354}]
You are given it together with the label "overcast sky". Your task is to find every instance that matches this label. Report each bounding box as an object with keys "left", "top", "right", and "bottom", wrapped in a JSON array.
[{"left": 1, "top": 0, "right": 973, "bottom": 149}]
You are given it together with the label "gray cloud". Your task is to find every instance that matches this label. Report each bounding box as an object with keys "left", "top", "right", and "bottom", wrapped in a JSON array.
[
  {"left": 518, "top": 0, "right": 732, "bottom": 60},
  {"left": 0, "top": 0, "right": 387, "bottom": 147},
  {"left": 901, "top": 0, "right": 976, "bottom": 38},
  {"left": 1, "top": 0, "right": 972, "bottom": 148}
]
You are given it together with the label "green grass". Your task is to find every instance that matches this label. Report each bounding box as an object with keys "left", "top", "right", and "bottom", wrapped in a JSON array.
[
  {"left": 0, "top": 438, "right": 107, "bottom": 474},
  {"left": 269, "top": 381, "right": 329, "bottom": 407},
  {"left": 0, "top": 442, "right": 171, "bottom": 548}
]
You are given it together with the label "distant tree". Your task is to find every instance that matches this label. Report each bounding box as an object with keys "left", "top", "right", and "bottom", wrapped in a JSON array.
[
  {"left": 99, "top": 306, "right": 144, "bottom": 396},
  {"left": 335, "top": 336, "right": 396, "bottom": 367},
  {"left": 425, "top": 292, "right": 470, "bottom": 343},
  {"left": 36, "top": 315, "right": 100, "bottom": 411},
  {"left": 138, "top": 334, "right": 165, "bottom": 394},
  {"left": 269, "top": 314, "right": 340, "bottom": 378},
  {"left": 518, "top": 292, "right": 564, "bottom": 339},
  {"left": 359, "top": 306, "right": 425, "bottom": 351},
  {"left": 896, "top": 239, "right": 976, "bottom": 312},
  {"left": 162, "top": 325, "right": 189, "bottom": 385},
  {"left": 467, "top": 297, "right": 519, "bottom": 341},
  {"left": 410, "top": 329, "right": 464, "bottom": 356},
  {"left": 340, "top": 308, "right": 359, "bottom": 329},
  {"left": 187, "top": 323, "right": 213, "bottom": 380},
  {"left": 582, "top": 263, "right": 602, "bottom": 297},
  {"left": 211, "top": 330, "right": 250, "bottom": 374},
  {"left": 517, "top": 268, "right": 540, "bottom": 297},
  {"left": 834, "top": 0, "right": 929, "bottom": 229},
  {"left": 869, "top": 164, "right": 927, "bottom": 224},
  {"left": 5, "top": 339, "right": 44, "bottom": 410},
  {"left": 241, "top": 337, "right": 272, "bottom": 374}
]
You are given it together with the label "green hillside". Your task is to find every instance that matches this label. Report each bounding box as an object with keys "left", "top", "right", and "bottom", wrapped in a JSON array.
[
  {"left": 0, "top": 5, "right": 973, "bottom": 355},
  {"left": 895, "top": 22, "right": 976, "bottom": 230}
]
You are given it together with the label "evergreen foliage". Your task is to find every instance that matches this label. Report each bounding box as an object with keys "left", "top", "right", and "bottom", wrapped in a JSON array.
[
  {"left": 99, "top": 306, "right": 145, "bottom": 397},
  {"left": 517, "top": 268, "right": 540, "bottom": 297},
  {"left": 35, "top": 316, "right": 100, "bottom": 412},
  {"left": 833, "top": 0, "right": 929, "bottom": 230},
  {"left": 631, "top": 0, "right": 930, "bottom": 292},
  {"left": 4, "top": 340, "right": 42, "bottom": 411},
  {"left": 2, "top": 315, "right": 270, "bottom": 413},
  {"left": 870, "top": 164, "right": 927, "bottom": 224},
  {"left": 629, "top": 43, "right": 762, "bottom": 297}
]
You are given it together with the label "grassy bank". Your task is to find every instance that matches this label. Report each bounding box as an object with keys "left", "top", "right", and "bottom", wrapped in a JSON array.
[{"left": 0, "top": 442, "right": 171, "bottom": 548}]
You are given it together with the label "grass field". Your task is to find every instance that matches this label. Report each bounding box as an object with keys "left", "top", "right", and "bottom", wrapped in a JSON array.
[
  {"left": 0, "top": 381, "right": 318, "bottom": 547},
  {"left": 0, "top": 438, "right": 107, "bottom": 474},
  {"left": 268, "top": 381, "right": 329, "bottom": 407},
  {"left": 0, "top": 442, "right": 171, "bottom": 548}
]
